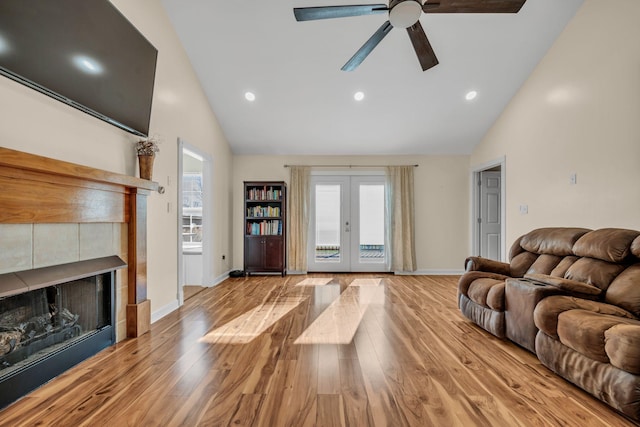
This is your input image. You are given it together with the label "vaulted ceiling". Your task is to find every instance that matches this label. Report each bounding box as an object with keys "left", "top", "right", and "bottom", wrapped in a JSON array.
[{"left": 161, "top": 0, "right": 584, "bottom": 155}]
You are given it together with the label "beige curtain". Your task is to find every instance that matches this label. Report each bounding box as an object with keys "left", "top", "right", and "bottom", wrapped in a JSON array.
[
  {"left": 385, "top": 166, "right": 417, "bottom": 272},
  {"left": 288, "top": 166, "right": 310, "bottom": 273}
]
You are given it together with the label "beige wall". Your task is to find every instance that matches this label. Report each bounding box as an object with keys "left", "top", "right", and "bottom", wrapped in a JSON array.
[
  {"left": 233, "top": 155, "right": 470, "bottom": 273},
  {"left": 0, "top": 0, "right": 233, "bottom": 319},
  {"left": 471, "top": 0, "right": 640, "bottom": 246}
]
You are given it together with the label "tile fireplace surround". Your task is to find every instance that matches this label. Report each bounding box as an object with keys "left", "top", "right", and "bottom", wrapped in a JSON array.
[
  {"left": 1, "top": 223, "right": 129, "bottom": 339},
  {"left": 0, "top": 146, "right": 158, "bottom": 341}
]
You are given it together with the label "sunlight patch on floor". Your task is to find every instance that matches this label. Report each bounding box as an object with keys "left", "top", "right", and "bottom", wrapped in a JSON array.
[
  {"left": 199, "top": 296, "right": 308, "bottom": 344},
  {"left": 350, "top": 278, "right": 382, "bottom": 286},
  {"left": 295, "top": 277, "right": 334, "bottom": 286},
  {"left": 294, "top": 284, "right": 385, "bottom": 345}
]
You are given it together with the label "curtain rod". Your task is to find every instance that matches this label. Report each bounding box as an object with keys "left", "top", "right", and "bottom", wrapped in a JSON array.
[{"left": 283, "top": 164, "right": 418, "bottom": 168}]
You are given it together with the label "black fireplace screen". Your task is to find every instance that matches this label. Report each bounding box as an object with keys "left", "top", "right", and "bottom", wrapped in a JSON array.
[{"left": 0, "top": 273, "right": 111, "bottom": 381}]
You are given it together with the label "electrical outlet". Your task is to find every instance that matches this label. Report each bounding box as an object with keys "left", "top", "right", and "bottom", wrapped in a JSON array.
[
  {"left": 569, "top": 173, "right": 577, "bottom": 185},
  {"left": 519, "top": 204, "right": 528, "bottom": 215}
]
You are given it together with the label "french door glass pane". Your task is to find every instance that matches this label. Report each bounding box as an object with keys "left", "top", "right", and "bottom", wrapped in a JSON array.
[
  {"left": 315, "top": 184, "right": 341, "bottom": 262},
  {"left": 358, "top": 184, "right": 385, "bottom": 263}
]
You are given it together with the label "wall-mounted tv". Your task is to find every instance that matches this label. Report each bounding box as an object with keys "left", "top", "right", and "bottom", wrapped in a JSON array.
[{"left": 0, "top": 0, "right": 157, "bottom": 137}]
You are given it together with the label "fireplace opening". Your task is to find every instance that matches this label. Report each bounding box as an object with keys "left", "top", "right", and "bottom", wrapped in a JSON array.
[{"left": 0, "top": 256, "right": 124, "bottom": 408}]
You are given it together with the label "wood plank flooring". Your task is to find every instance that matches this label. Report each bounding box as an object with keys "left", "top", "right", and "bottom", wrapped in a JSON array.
[
  {"left": 0, "top": 274, "right": 635, "bottom": 426},
  {"left": 184, "top": 285, "right": 206, "bottom": 301}
]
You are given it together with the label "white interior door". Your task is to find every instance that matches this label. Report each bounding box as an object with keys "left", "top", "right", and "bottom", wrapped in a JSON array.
[
  {"left": 307, "top": 175, "right": 388, "bottom": 272},
  {"left": 479, "top": 170, "right": 501, "bottom": 260}
]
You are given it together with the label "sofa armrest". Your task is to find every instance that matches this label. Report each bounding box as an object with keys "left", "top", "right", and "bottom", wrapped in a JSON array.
[
  {"left": 524, "top": 273, "right": 602, "bottom": 297},
  {"left": 458, "top": 271, "right": 510, "bottom": 297},
  {"left": 464, "top": 256, "right": 511, "bottom": 276}
]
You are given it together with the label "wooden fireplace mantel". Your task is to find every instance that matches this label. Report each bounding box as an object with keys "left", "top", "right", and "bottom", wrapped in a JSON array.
[{"left": 0, "top": 146, "right": 158, "bottom": 338}]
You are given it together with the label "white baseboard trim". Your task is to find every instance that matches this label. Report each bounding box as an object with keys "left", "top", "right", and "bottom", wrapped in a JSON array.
[
  {"left": 283, "top": 270, "right": 463, "bottom": 276},
  {"left": 207, "top": 271, "right": 231, "bottom": 287},
  {"left": 395, "top": 269, "right": 464, "bottom": 276},
  {"left": 151, "top": 299, "right": 179, "bottom": 324}
]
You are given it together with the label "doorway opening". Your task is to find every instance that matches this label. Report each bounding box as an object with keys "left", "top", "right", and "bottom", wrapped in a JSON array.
[
  {"left": 471, "top": 158, "right": 506, "bottom": 261},
  {"left": 307, "top": 174, "right": 388, "bottom": 272},
  {"left": 177, "top": 140, "right": 212, "bottom": 305}
]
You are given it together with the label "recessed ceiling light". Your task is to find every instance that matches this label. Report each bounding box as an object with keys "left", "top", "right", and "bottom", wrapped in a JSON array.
[
  {"left": 72, "top": 55, "right": 103, "bottom": 75},
  {"left": 354, "top": 91, "right": 365, "bottom": 101},
  {"left": 245, "top": 91, "right": 256, "bottom": 102},
  {"left": 0, "top": 34, "right": 9, "bottom": 55},
  {"left": 465, "top": 90, "right": 478, "bottom": 101}
]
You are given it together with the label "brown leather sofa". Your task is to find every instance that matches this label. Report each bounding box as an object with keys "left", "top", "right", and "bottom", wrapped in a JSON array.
[
  {"left": 458, "top": 227, "right": 640, "bottom": 421},
  {"left": 458, "top": 227, "right": 591, "bottom": 339}
]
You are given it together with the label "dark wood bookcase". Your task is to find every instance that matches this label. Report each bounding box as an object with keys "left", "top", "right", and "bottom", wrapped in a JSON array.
[{"left": 243, "top": 181, "right": 286, "bottom": 276}]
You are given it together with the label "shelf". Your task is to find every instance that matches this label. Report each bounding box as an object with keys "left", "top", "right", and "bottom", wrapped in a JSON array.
[{"left": 246, "top": 217, "right": 282, "bottom": 220}]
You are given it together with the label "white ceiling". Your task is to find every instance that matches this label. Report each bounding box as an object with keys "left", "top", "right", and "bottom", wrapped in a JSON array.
[{"left": 160, "top": 0, "right": 584, "bottom": 155}]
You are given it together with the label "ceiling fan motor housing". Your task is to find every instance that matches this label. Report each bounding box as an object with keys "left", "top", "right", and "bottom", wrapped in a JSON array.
[{"left": 389, "top": 0, "right": 422, "bottom": 28}]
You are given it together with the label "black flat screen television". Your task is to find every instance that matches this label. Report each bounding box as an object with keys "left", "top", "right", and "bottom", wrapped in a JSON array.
[{"left": 0, "top": 0, "right": 158, "bottom": 137}]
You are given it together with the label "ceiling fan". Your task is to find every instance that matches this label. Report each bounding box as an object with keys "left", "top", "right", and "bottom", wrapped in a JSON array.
[{"left": 293, "top": 0, "right": 526, "bottom": 71}]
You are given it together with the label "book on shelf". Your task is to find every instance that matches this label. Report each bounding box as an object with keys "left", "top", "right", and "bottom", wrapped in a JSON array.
[
  {"left": 246, "top": 205, "right": 281, "bottom": 218},
  {"left": 246, "top": 220, "right": 282, "bottom": 236},
  {"left": 247, "top": 186, "right": 282, "bottom": 201}
]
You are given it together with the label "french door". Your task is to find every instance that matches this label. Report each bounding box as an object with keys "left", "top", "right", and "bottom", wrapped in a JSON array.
[{"left": 307, "top": 175, "right": 388, "bottom": 272}]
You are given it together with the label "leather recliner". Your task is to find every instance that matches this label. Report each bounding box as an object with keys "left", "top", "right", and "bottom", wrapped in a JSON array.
[
  {"left": 458, "top": 227, "right": 591, "bottom": 338},
  {"left": 458, "top": 227, "right": 640, "bottom": 422}
]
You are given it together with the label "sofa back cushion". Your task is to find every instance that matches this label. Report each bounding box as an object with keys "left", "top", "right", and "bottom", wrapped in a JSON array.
[
  {"left": 510, "top": 252, "right": 538, "bottom": 278},
  {"left": 606, "top": 264, "right": 640, "bottom": 317},
  {"left": 565, "top": 258, "right": 626, "bottom": 291},
  {"left": 508, "top": 228, "right": 591, "bottom": 278},
  {"left": 526, "top": 254, "right": 563, "bottom": 276},
  {"left": 519, "top": 228, "right": 591, "bottom": 257},
  {"left": 630, "top": 235, "right": 640, "bottom": 258},
  {"left": 573, "top": 228, "right": 640, "bottom": 263},
  {"left": 550, "top": 256, "right": 579, "bottom": 277}
]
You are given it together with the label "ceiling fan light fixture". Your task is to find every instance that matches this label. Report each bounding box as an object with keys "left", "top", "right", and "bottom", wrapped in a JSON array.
[{"left": 389, "top": 0, "right": 422, "bottom": 29}]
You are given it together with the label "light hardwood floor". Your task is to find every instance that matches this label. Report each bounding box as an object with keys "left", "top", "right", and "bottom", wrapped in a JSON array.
[
  {"left": 0, "top": 275, "right": 635, "bottom": 426},
  {"left": 184, "top": 285, "right": 206, "bottom": 301}
]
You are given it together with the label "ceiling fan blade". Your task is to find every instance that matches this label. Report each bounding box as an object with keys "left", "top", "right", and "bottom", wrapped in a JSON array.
[
  {"left": 341, "top": 21, "right": 393, "bottom": 71},
  {"left": 423, "top": 0, "right": 526, "bottom": 14},
  {"left": 406, "top": 21, "right": 439, "bottom": 71},
  {"left": 294, "top": 5, "right": 388, "bottom": 21}
]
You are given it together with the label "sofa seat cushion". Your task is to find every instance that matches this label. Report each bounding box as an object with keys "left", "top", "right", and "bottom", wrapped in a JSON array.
[
  {"left": 557, "top": 310, "right": 639, "bottom": 363},
  {"left": 534, "top": 296, "right": 637, "bottom": 339},
  {"left": 467, "top": 278, "right": 505, "bottom": 310},
  {"left": 605, "top": 324, "right": 640, "bottom": 374}
]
